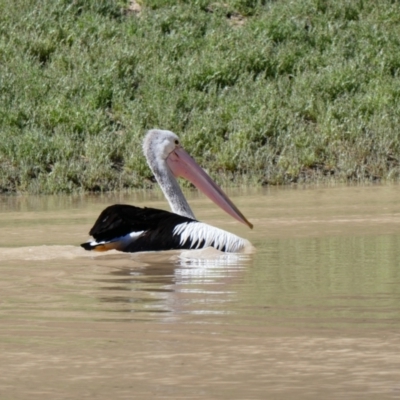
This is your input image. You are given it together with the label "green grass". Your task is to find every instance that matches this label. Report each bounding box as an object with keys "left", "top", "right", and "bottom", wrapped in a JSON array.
[{"left": 1, "top": 0, "right": 400, "bottom": 193}]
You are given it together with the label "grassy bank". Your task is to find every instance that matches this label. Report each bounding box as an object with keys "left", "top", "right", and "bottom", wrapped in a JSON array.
[{"left": 1, "top": 0, "right": 400, "bottom": 193}]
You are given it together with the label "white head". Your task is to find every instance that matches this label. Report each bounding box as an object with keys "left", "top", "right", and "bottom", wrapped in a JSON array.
[
  {"left": 142, "top": 129, "right": 253, "bottom": 228},
  {"left": 143, "top": 129, "right": 180, "bottom": 163}
]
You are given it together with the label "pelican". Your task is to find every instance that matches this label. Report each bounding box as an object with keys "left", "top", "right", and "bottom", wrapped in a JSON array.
[{"left": 81, "top": 129, "right": 253, "bottom": 253}]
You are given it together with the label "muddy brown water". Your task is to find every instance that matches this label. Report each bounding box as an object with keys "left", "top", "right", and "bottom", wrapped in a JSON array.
[{"left": 1, "top": 185, "right": 400, "bottom": 399}]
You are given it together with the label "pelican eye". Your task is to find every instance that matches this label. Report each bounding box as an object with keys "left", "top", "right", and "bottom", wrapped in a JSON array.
[{"left": 174, "top": 139, "right": 179, "bottom": 145}]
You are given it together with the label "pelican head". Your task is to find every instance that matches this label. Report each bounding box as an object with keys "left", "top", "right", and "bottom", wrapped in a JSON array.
[{"left": 143, "top": 129, "right": 253, "bottom": 229}]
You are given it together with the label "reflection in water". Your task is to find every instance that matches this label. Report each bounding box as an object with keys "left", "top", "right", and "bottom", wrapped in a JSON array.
[{"left": 95, "top": 252, "right": 253, "bottom": 321}]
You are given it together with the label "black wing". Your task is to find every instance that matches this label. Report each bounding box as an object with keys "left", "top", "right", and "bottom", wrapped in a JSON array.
[{"left": 82, "top": 204, "right": 198, "bottom": 252}]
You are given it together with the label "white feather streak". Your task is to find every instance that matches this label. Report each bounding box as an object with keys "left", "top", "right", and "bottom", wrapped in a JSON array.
[{"left": 173, "top": 222, "right": 248, "bottom": 253}]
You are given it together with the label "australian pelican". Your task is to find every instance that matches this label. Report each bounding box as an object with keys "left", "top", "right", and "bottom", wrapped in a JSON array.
[{"left": 81, "top": 129, "right": 253, "bottom": 253}]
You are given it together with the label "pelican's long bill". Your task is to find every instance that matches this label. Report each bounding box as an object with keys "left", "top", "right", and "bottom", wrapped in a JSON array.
[{"left": 166, "top": 146, "right": 253, "bottom": 229}]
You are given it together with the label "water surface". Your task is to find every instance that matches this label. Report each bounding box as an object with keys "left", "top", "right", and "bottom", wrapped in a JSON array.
[{"left": 1, "top": 185, "right": 400, "bottom": 399}]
